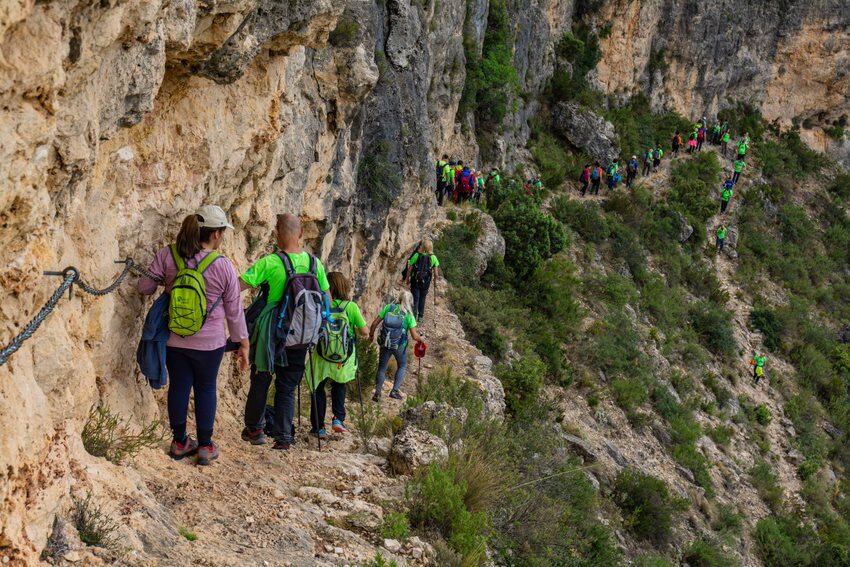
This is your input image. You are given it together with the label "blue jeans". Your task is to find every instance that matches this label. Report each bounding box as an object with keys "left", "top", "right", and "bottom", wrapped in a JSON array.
[
  {"left": 165, "top": 346, "right": 224, "bottom": 446},
  {"left": 375, "top": 345, "right": 408, "bottom": 395}
]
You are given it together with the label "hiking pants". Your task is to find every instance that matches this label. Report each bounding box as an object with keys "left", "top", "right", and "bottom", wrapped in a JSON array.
[
  {"left": 580, "top": 180, "right": 589, "bottom": 196},
  {"left": 653, "top": 158, "right": 660, "bottom": 170},
  {"left": 721, "top": 199, "right": 729, "bottom": 213},
  {"left": 375, "top": 345, "right": 408, "bottom": 395},
  {"left": 642, "top": 162, "right": 651, "bottom": 176},
  {"left": 436, "top": 181, "right": 444, "bottom": 205},
  {"left": 243, "top": 348, "right": 308, "bottom": 444},
  {"left": 672, "top": 143, "right": 679, "bottom": 154},
  {"left": 733, "top": 171, "right": 741, "bottom": 184},
  {"left": 716, "top": 236, "right": 725, "bottom": 251},
  {"left": 626, "top": 173, "right": 635, "bottom": 188},
  {"left": 165, "top": 346, "right": 224, "bottom": 446},
  {"left": 591, "top": 179, "right": 600, "bottom": 195},
  {"left": 411, "top": 283, "right": 430, "bottom": 321},
  {"left": 697, "top": 139, "right": 704, "bottom": 151},
  {"left": 310, "top": 378, "right": 347, "bottom": 432}
]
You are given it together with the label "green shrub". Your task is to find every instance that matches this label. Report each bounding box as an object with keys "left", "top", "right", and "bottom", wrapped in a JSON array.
[
  {"left": 717, "top": 102, "right": 766, "bottom": 142},
  {"left": 682, "top": 539, "right": 734, "bottom": 567},
  {"left": 551, "top": 197, "right": 610, "bottom": 242},
  {"left": 178, "top": 526, "right": 197, "bottom": 541},
  {"left": 753, "top": 516, "right": 816, "bottom": 566},
  {"left": 750, "top": 460, "right": 783, "bottom": 512},
  {"left": 379, "top": 511, "right": 410, "bottom": 540},
  {"left": 604, "top": 93, "right": 691, "bottom": 160},
  {"left": 358, "top": 141, "right": 402, "bottom": 207},
  {"left": 447, "top": 287, "right": 516, "bottom": 358},
  {"left": 689, "top": 301, "right": 736, "bottom": 357},
  {"left": 72, "top": 493, "right": 120, "bottom": 549},
  {"left": 754, "top": 404, "right": 772, "bottom": 426},
  {"left": 749, "top": 307, "right": 784, "bottom": 352},
  {"left": 826, "top": 124, "right": 845, "bottom": 141},
  {"left": 409, "top": 367, "right": 485, "bottom": 419},
  {"left": 668, "top": 152, "right": 722, "bottom": 224},
  {"left": 634, "top": 554, "right": 675, "bottom": 567},
  {"left": 708, "top": 424, "right": 734, "bottom": 447},
  {"left": 613, "top": 469, "right": 684, "bottom": 546},
  {"left": 363, "top": 553, "right": 399, "bottom": 567},
  {"left": 493, "top": 200, "right": 568, "bottom": 278},
  {"left": 829, "top": 173, "right": 850, "bottom": 200},
  {"left": 612, "top": 377, "right": 649, "bottom": 412},
  {"left": 354, "top": 337, "right": 379, "bottom": 395},
  {"left": 81, "top": 404, "right": 163, "bottom": 464},
  {"left": 549, "top": 26, "right": 601, "bottom": 106},
  {"left": 530, "top": 131, "right": 569, "bottom": 189},
  {"left": 792, "top": 344, "right": 842, "bottom": 400},
  {"left": 435, "top": 222, "right": 480, "bottom": 287},
  {"left": 592, "top": 273, "right": 639, "bottom": 307},
  {"left": 496, "top": 353, "right": 546, "bottom": 417}
]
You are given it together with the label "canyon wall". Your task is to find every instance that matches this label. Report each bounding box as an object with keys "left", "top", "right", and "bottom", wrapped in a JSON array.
[{"left": 0, "top": 0, "right": 847, "bottom": 561}]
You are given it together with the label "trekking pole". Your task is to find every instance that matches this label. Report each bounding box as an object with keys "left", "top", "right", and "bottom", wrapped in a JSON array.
[
  {"left": 308, "top": 351, "right": 321, "bottom": 451},
  {"left": 297, "top": 379, "right": 302, "bottom": 430},
  {"left": 354, "top": 342, "right": 367, "bottom": 451}
]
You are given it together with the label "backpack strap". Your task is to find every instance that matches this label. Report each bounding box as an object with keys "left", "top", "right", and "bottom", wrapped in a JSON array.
[
  {"left": 169, "top": 244, "right": 186, "bottom": 271},
  {"left": 308, "top": 254, "right": 317, "bottom": 276},
  {"left": 277, "top": 251, "right": 296, "bottom": 279},
  {"left": 196, "top": 251, "right": 221, "bottom": 273}
]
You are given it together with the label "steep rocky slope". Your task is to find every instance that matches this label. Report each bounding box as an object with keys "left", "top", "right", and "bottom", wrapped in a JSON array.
[{"left": 1, "top": 0, "right": 848, "bottom": 564}]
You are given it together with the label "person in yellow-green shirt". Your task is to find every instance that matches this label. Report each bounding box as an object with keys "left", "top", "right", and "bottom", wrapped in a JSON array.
[
  {"left": 307, "top": 272, "right": 368, "bottom": 439},
  {"left": 369, "top": 290, "right": 424, "bottom": 401},
  {"left": 239, "top": 213, "right": 331, "bottom": 451},
  {"left": 405, "top": 239, "right": 440, "bottom": 323}
]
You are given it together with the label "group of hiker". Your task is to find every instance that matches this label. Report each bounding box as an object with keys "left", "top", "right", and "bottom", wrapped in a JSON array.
[
  {"left": 138, "top": 208, "right": 441, "bottom": 465},
  {"left": 434, "top": 155, "right": 501, "bottom": 206}
]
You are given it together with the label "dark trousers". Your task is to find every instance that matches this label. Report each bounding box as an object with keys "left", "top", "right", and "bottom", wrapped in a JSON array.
[
  {"left": 732, "top": 171, "right": 741, "bottom": 184},
  {"left": 436, "top": 182, "right": 444, "bottom": 205},
  {"left": 411, "top": 283, "right": 430, "bottom": 320},
  {"left": 642, "top": 162, "right": 651, "bottom": 176},
  {"left": 697, "top": 139, "right": 704, "bottom": 151},
  {"left": 244, "top": 348, "right": 308, "bottom": 444},
  {"left": 165, "top": 346, "right": 224, "bottom": 446},
  {"left": 721, "top": 199, "right": 729, "bottom": 213},
  {"left": 716, "top": 236, "right": 725, "bottom": 251},
  {"left": 310, "top": 379, "right": 347, "bottom": 431},
  {"left": 591, "top": 180, "right": 600, "bottom": 195},
  {"left": 653, "top": 158, "right": 660, "bottom": 170},
  {"left": 580, "top": 180, "right": 589, "bottom": 196},
  {"left": 626, "top": 172, "right": 635, "bottom": 188}
]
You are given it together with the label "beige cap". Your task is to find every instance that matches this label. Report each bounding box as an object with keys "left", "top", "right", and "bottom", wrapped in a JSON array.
[{"left": 196, "top": 204, "right": 234, "bottom": 229}]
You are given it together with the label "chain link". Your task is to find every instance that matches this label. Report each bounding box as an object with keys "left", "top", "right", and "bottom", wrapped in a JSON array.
[{"left": 0, "top": 258, "right": 162, "bottom": 366}]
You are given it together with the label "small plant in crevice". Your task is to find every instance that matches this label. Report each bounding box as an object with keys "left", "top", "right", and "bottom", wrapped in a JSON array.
[
  {"left": 178, "top": 526, "right": 197, "bottom": 541},
  {"left": 357, "top": 141, "right": 402, "bottom": 207},
  {"left": 72, "top": 492, "right": 121, "bottom": 549},
  {"left": 379, "top": 511, "right": 410, "bottom": 540},
  {"left": 81, "top": 404, "right": 164, "bottom": 464}
]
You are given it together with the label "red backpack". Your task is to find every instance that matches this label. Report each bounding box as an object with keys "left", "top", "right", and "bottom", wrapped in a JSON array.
[{"left": 460, "top": 169, "right": 473, "bottom": 194}]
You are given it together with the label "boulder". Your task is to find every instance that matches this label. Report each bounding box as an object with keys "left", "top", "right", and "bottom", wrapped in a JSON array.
[
  {"left": 562, "top": 433, "right": 598, "bottom": 463},
  {"left": 389, "top": 426, "right": 448, "bottom": 475},
  {"left": 552, "top": 101, "right": 620, "bottom": 164},
  {"left": 401, "top": 401, "right": 468, "bottom": 436},
  {"left": 471, "top": 212, "right": 506, "bottom": 277},
  {"left": 672, "top": 211, "right": 694, "bottom": 243}
]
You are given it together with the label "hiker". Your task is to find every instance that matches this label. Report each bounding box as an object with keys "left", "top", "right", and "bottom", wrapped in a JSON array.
[
  {"left": 671, "top": 131, "right": 682, "bottom": 155},
  {"left": 606, "top": 161, "right": 620, "bottom": 191},
  {"left": 138, "top": 205, "right": 249, "bottom": 465},
  {"left": 733, "top": 158, "right": 746, "bottom": 184},
  {"left": 737, "top": 138, "right": 749, "bottom": 161},
  {"left": 652, "top": 146, "right": 663, "bottom": 170},
  {"left": 369, "top": 289, "right": 424, "bottom": 401},
  {"left": 720, "top": 178, "right": 734, "bottom": 213},
  {"left": 579, "top": 163, "right": 591, "bottom": 196},
  {"left": 721, "top": 130, "right": 730, "bottom": 157},
  {"left": 697, "top": 125, "right": 706, "bottom": 151},
  {"left": 626, "top": 156, "right": 638, "bottom": 188},
  {"left": 642, "top": 147, "right": 653, "bottom": 175},
  {"left": 442, "top": 160, "right": 456, "bottom": 204},
  {"left": 435, "top": 154, "right": 448, "bottom": 206},
  {"left": 711, "top": 123, "right": 722, "bottom": 145},
  {"left": 751, "top": 353, "right": 767, "bottom": 383},
  {"left": 475, "top": 171, "right": 485, "bottom": 203},
  {"left": 486, "top": 169, "right": 501, "bottom": 190},
  {"left": 240, "top": 213, "right": 332, "bottom": 451},
  {"left": 307, "top": 272, "right": 368, "bottom": 439},
  {"left": 406, "top": 239, "right": 440, "bottom": 323},
  {"left": 716, "top": 224, "right": 727, "bottom": 252},
  {"left": 455, "top": 162, "right": 474, "bottom": 204},
  {"left": 688, "top": 130, "right": 698, "bottom": 154},
  {"left": 590, "top": 161, "right": 603, "bottom": 195}
]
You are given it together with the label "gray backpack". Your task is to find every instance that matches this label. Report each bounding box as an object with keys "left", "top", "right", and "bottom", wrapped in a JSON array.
[
  {"left": 275, "top": 252, "right": 325, "bottom": 349},
  {"left": 379, "top": 304, "right": 407, "bottom": 350}
]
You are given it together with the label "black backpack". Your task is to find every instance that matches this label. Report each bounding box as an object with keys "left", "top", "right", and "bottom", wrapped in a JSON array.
[
  {"left": 400, "top": 242, "right": 421, "bottom": 281},
  {"left": 410, "top": 253, "right": 433, "bottom": 289}
]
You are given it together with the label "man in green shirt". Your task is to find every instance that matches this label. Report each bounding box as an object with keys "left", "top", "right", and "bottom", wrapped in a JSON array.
[
  {"left": 733, "top": 159, "right": 746, "bottom": 184},
  {"left": 716, "top": 224, "right": 727, "bottom": 252},
  {"left": 720, "top": 179, "right": 734, "bottom": 214},
  {"left": 721, "top": 131, "right": 731, "bottom": 157},
  {"left": 751, "top": 353, "right": 767, "bottom": 383},
  {"left": 406, "top": 239, "right": 441, "bottom": 323},
  {"left": 240, "top": 213, "right": 331, "bottom": 450}
]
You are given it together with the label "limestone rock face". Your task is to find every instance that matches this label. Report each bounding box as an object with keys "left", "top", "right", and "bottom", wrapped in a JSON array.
[
  {"left": 389, "top": 426, "right": 449, "bottom": 475},
  {"left": 552, "top": 101, "right": 620, "bottom": 164}
]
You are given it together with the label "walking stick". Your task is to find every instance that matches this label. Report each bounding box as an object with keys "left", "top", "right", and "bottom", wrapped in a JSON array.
[
  {"left": 355, "top": 341, "right": 367, "bottom": 451},
  {"left": 297, "top": 378, "right": 301, "bottom": 429},
  {"left": 307, "top": 351, "right": 321, "bottom": 451}
]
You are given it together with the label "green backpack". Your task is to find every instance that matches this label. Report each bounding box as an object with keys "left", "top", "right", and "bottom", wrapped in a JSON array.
[
  {"left": 168, "top": 244, "right": 222, "bottom": 337},
  {"left": 316, "top": 301, "right": 355, "bottom": 364}
]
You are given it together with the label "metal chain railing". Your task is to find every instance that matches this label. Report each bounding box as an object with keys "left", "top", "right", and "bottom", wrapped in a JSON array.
[{"left": 0, "top": 259, "right": 161, "bottom": 366}]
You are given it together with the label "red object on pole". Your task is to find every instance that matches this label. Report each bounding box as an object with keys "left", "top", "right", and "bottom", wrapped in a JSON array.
[{"left": 414, "top": 341, "right": 427, "bottom": 358}]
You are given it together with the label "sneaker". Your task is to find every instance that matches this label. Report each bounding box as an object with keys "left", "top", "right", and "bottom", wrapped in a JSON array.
[
  {"left": 272, "top": 440, "right": 292, "bottom": 451},
  {"left": 372, "top": 392, "right": 381, "bottom": 402},
  {"left": 310, "top": 428, "right": 328, "bottom": 439},
  {"left": 196, "top": 442, "right": 219, "bottom": 466},
  {"left": 332, "top": 419, "right": 346, "bottom": 434},
  {"left": 241, "top": 427, "right": 267, "bottom": 445},
  {"left": 169, "top": 436, "right": 198, "bottom": 460},
  {"left": 389, "top": 389, "right": 403, "bottom": 400}
]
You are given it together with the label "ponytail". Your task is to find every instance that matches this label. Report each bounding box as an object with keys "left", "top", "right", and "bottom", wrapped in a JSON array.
[{"left": 176, "top": 214, "right": 202, "bottom": 259}]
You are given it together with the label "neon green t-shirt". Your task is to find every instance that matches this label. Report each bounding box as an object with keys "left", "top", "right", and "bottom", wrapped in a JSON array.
[
  {"left": 734, "top": 160, "right": 746, "bottom": 173},
  {"left": 307, "top": 298, "right": 366, "bottom": 386},
  {"left": 722, "top": 188, "right": 733, "bottom": 201},
  {"left": 754, "top": 355, "right": 766, "bottom": 368},
  {"left": 379, "top": 304, "right": 417, "bottom": 331},
  {"left": 240, "top": 251, "right": 330, "bottom": 303},
  {"left": 717, "top": 226, "right": 727, "bottom": 239},
  {"left": 408, "top": 253, "right": 440, "bottom": 268},
  {"left": 722, "top": 132, "right": 730, "bottom": 143},
  {"left": 333, "top": 299, "right": 367, "bottom": 332}
]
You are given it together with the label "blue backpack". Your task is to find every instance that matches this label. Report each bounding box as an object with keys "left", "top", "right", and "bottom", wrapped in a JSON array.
[{"left": 379, "top": 305, "right": 407, "bottom": 350}]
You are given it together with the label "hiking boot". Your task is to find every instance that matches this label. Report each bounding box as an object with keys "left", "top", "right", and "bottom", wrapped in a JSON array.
[
  {"left": 310, "top": 428, "right": 327, "bottom": 440},
  {"left": 169, "top": 436, "right": 198, "bottom": 460},
  {"left": 241, "top": 427, "right": 267, "bottom": 445},
  {"left": 332, "top": 419, "right": 347, "bottom": 434},
  {"left": 372, "top": 392, "right": 381, "bottom": 402},
  {"left": 196, "top": 442, "right": 219, "bottom": 466},
  {"left": 389, "top": 389, "right": 403, "bottom": 400},
  {"left": 272, "top": 440, "right": 292, "bottom": 451}
]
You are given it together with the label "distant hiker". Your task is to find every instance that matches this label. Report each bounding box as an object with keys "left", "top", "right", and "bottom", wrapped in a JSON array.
[
  {"left": 590, "top": 161, "right": 603, "bottom": 195},
  {"left": 652, "top": 146, "right": 663, "bottom": 170},
  {"left": 455, "top": 162, "right": 474, "bottom": 204},
  {"left": 721, "top": 130, "right": 731, "bottom": 157},
  {"left": 697, "top": 125, "right": 707, "bottom": 151},
  {"left": 369, "top": 290, "right": 424, "bottom": 401},
  {"left": 240, "top": 213, "right": 332, "bottom": 451},
  {"left": 733, "top": 158, "right": 746, "bottom": 184},
  {"left": 435, "top": 154, "right": 448, "bottom": 205},
  {"left": 711, "top": 123, "right": 722, "bottom": 145},
  {"left": 486, "top": 169, "right": 501, "bottom": 190},
  {"left": 751, "top": 353, "right": 767, "bottom": 383},
  {"left": 475, "top": 171, "right": 485, "bottom": 203},
  {"left": 701, "top": 116, "right": 708, "bottom": 129},
  {"left": 642, "top": 147, "right": 653, "bottom": 176},
  {"left": 671, "top": 131, "right": 682, "bottom": 155},
  {"left": 606, "top": 161, "right": 620, "bottom": 191},
  {"left": 626, "top": 156, "right": 638, "bottom": 188},
  {"left": 688, "top": 131, "right": 698, "bottom": 154},
  {"left": 406, "top": 239, "right": 440, "bottom": 323},
  {"left": 308, "top": 272, "right": 368, "bottom": 439},
  {"left": 579, "top": 164, "right": 591, "bottom": 196},
  {"left": 720, "top": 179, "right": 734, "bottom": 214},
  {"left": 737, "top": 139, "right": 749, "bottom": 160},
  {"left": 138, "top": 205, "right": 249, "bottom": 465},
  {"left": 716, "top": 224, "right": 727, "bottom": 252},
  {"left": 451, "top": 160, "right": 464, "bottom": 202}
]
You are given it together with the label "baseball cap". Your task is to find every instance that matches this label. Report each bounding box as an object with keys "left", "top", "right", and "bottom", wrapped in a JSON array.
[{"left": 196, "top": 204, "right": 234, "bottom": 229}]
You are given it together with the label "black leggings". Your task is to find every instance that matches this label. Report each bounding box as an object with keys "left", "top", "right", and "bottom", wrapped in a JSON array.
[
  {"left": 243, "top": 349, "right": 308, "bottom": 443},
  {"left": 310, "top": 379, "right": 347, "bottom": 431},
  {"left": 165, "top": 346, "right": 225, "bottom": 446}
]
